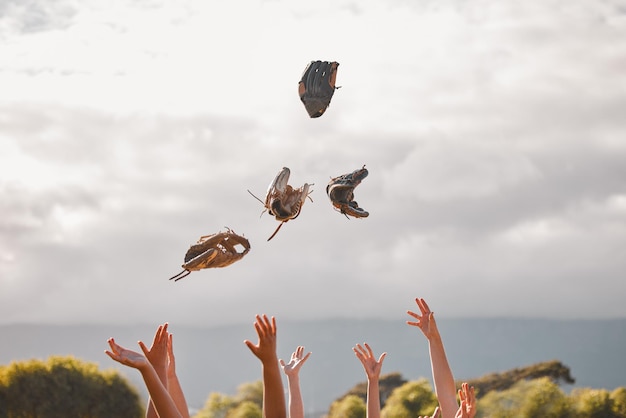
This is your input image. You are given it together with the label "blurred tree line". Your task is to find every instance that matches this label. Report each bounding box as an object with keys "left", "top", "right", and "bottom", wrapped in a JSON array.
[
  {"left": 192, "top": 360, "right": 626, "bottom": 418},
  {"left": 1, "top": 356, "right": 625, "bottom": 418}
]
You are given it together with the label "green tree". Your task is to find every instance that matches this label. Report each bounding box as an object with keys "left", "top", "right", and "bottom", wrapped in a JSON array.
[
  {"left": 570, "top": 388, "right": 617, "bottom": 418},
  {"left": 227, "top": 401, "right": 261, "bottom": 418},
  {"left": 194, "top": 381, "right": 264, "bottom": 418},
  {"left": 611, "top": 387, "right": 626, "bottom": 417},
  {"left": 380, "top": 378, "right": 438, "bottom": 418},
  {"left": 477, "top": 377, "right": 571, "bottom": 418},
  {"left": 327, "top": 394, "right": 366, "bottom": 418},
  {"left": 0, "top": 355, "right": 143, "bottom": 418},
  {"left": 194, "top": 392, "right": 237, "bottom": 418},
  {"left": 233, "top": 381, "right": 263, "bottom": 407},
  {"left": 337, "top": 372, "right": 407, "bottom": 410}
]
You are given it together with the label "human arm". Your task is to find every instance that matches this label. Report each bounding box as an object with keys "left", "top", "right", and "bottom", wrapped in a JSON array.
[
  {"left": 407, "top": 298, "right": 458, "bottom": 418},
  {"left": 353, "top": 343, "right": 386, "bottom": 418},
  {"left": 166, "top": 333, "right": 190, "bottom": 418},
  {"left": 144, "top": 323, "right": 170, "bottom": 418},
  {"left": 105, "top": 338, "right": 182, "bottom": 418},
  {"left": 280, "top": 346, "right": 311, "bottom": 418},
  {"left": 244, "top": 314, "right": 287, "bottom": 418},
  {"left": 142, "top": 324, "right": 190, "bottom": 418}
]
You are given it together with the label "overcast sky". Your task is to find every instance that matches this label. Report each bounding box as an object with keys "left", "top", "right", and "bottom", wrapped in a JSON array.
[{"left": 1, "top": 0, "right": 625, "bottom": 327}]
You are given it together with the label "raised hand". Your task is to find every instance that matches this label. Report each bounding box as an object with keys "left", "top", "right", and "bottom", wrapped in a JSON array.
[
  {"left": 406, "top": 297, "right": 440, "bottom": 340},
  {"left": 353, "top": 343, "right": 386, "bottom": 418},
  {"left": 456, "top": 383, "right": 476, "bottom": 418},
  {"left": 105, "top": 336, "right": 183, "bottom": 418},
  {"left": 144, "top": 323, "right": 170, "bottom": 380},
  {"left": 244, "top": 314, "right": 279, "bottom": 362},
  {"left": 280, "top": 346, "right": 311, "bottom": 378},
  {"left": 353, "top": 343, "right": 386, "bottom": 380},
  {"left": 280, "top": 346, "right": 311, "bottom": 418},
  {"left": 406, "top": 297, "right": 457, "bottom": 418},
  {"left": 105, "top": 338, "right": 150, "bottom": 369},
  {"left": 244, "top": 314, "right": 286, "bottom": 418}
]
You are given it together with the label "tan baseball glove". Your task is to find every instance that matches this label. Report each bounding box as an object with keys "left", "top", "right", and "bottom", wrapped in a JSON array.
[{"left": 168, "top": 228, "right": 251, "bottom": 281}]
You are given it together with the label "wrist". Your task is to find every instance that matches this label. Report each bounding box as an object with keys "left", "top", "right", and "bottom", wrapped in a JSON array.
[
  {"left": 368, "top": 377, "right": 380, "bottom": 385},
  {"left": 137, "top": 362, "right": 156, "bottom": 376},
  {"left": 428, "top": 334, "right": 443, "bottom": 345},
  {"left": 261, "top": 355, "right": 280, "bottom": 366}
]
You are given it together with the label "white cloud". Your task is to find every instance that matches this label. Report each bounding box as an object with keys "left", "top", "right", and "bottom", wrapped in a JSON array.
[
  {"left": 1, "top": 0, "right": 626, "bottom": 325},
  {"left": 382, "top": 137, "right": 542, "bottom": 201},
  {"left": 498, "top": 218, "right": 577, "bottom": 245}
]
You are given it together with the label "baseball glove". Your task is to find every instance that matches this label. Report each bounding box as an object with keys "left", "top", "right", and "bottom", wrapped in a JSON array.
[
  {"left": 326, "top": 165, "right": 369, "bottom": 219},
  {"left": 248, "top": 167, "right": 313, "bottom": 241},
  {"left": 168, "top": 228, "right": 251, "bottom": 281},
  {"left": 298, "top": 60, "right": 340, "bottom": 118}
]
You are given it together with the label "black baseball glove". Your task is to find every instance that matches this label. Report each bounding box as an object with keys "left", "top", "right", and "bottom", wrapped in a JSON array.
[{"left": 298, "top": 60, "right": 340, "bottom": 118}]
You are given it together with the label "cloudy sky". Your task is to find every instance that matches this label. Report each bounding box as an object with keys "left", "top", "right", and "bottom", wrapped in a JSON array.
[{"left": 1, "top": 0, "right": 625, "bottom": 327}]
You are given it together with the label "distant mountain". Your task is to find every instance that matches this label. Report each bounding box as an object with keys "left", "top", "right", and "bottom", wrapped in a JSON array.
[{"left": 1, "top": 318, "right": 625, "bottom": 415}]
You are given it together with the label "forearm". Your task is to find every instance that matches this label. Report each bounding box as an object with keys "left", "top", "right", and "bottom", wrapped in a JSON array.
[
  {"left": 146, "top": 401, "right": 158, "bottom": 418},
  {"left": 286, "top": 375, "right": 304, "bottom": 418},
  {"left": 139, "top": 366, "right": 182, "bottom": 418},
  {"left": 262, "top": 359, "right": 287, "bottom": 418},
  {"left": 167, "top": 372, "right": 190, "bottom": 418},
  {"left": 366, "top": 378, "right": 381, "bottom": 418},
  {"left": 147, "top": 364, "right": 169, "bottom": 418},
  {"left": 428, "top": 337, "right": 458, "bottom": 418}
]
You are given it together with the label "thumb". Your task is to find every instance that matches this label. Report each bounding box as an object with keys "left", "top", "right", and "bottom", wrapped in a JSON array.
[
  {"left": 244, "top": 340, "right": 257, "bottom": 353},
  {"left": 138, "top": 340, "right": 150, "bottom": 356}
]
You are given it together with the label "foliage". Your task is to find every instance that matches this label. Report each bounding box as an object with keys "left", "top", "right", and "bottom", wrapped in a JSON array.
[
  {"left": 226, "top": 401, "right": 261, "bottom": 418},
  {"left": 570, "top": 387, "right": 622, "bottom": 418},
  {"left": 193, "top": 380, "right": 263, "bottom": 418},
  {"left": 477, "top": 378, "right": 626, "bottom": 418},
  {"left": 611, "top": 387, "right": 626, "bottom": 417},
  {"left": 0, "top": 355, "right": 143, "bottom": 418},
  {"left": 380, "top": 378, "right": 438, "bottom": 418},
  {"left": 464, "top": 360, "right": 575, "bottom": 398},
  {"left": 336, "top": 372, "right": 408, "bottom": 409},
  {"left": 326, "top": 360, "right": 587, "bottom": 417},
  {"left": 193, "top": 392, "right": 235, "bottom": 418},
  {"left": 233, "top": 381, "right": 263, "bottom": 407},
  {"left": 477, "top": 377, "right": 571, "bottom": 418},
  {"left": 327, "top": 394, "right": 366, "bottom": 418}
]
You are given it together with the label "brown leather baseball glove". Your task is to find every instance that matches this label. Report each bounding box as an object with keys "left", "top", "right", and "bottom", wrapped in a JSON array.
[
  {"left": 169, "top": 228, "right": 251, "bottom": 281},
  {"left": 249, "top": 167, "right": 313, "bottom": 241}
]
